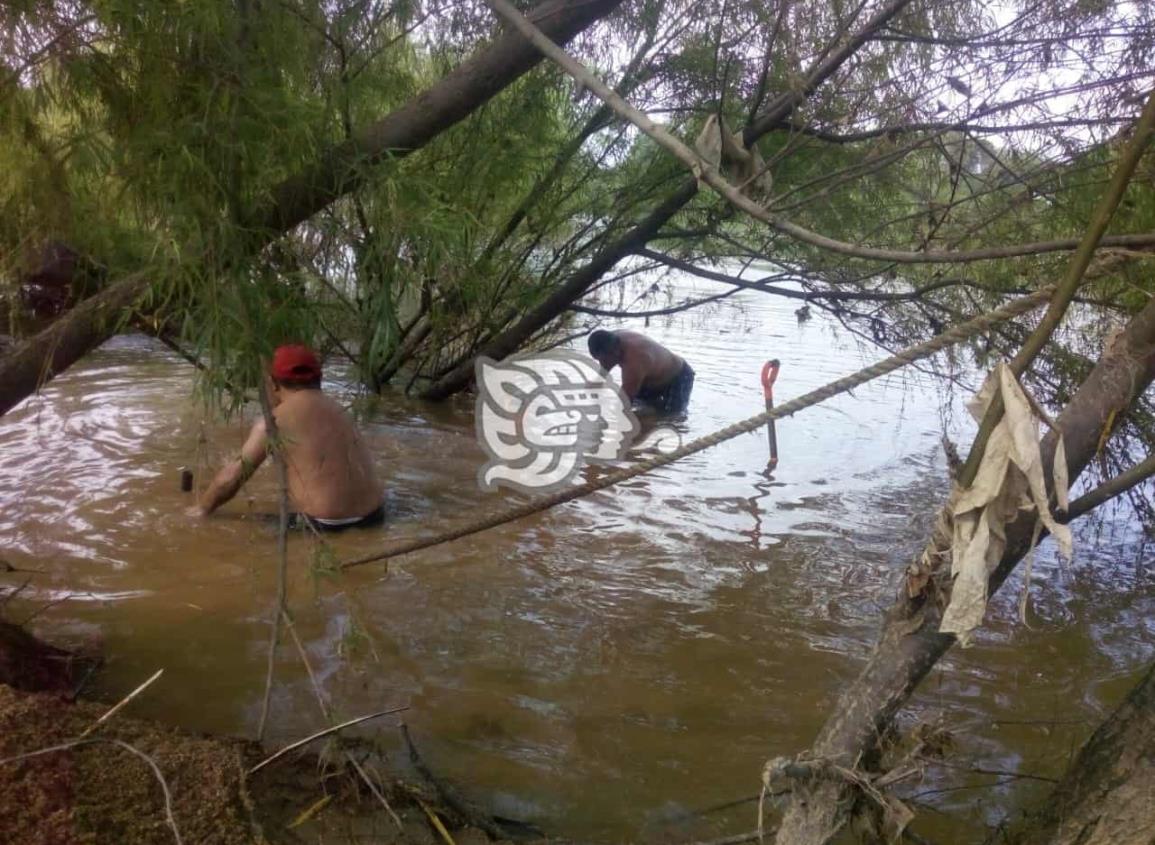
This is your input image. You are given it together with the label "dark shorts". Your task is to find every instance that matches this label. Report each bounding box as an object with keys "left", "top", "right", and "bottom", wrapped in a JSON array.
[
  {"left": 636, "top": 362, "right": 695, "bottom": 415},
  {"left": 290, "top": 504, "right": 386, "bottom": 533}
]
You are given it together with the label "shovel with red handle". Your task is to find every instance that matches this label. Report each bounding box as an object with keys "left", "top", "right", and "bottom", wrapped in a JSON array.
[{"left": 761, "top": 359, "right": 780, "bottom": 471}]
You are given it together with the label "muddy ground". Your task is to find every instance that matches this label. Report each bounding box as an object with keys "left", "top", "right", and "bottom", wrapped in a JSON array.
[{"left": 0, "top": 681, "right": 525, "bottom": 843}]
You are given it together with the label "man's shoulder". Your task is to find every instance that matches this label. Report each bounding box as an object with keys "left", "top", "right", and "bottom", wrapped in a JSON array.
[
  {"left": 278, "top": 389, "right": 342, "bottom": 417},
  {"left": 277, "top": 392, "right": 362, "bottom": 444},
  {"left": 616, "top": 330, "right": 650, "bottom": 351},
  {"left": 619, "top": 332, "right": 666, "bottom": 358},
  {"left": 315, "top": 392, "right": 361, "bottom": 425}
]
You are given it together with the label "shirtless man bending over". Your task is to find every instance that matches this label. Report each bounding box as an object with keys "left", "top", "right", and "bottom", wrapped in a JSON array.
[
  {"left": 587, "top": 329, "right": 695, "bottom": 415},
  {"left": 195, "top": 344, "right": 384, "bottom": 531}
]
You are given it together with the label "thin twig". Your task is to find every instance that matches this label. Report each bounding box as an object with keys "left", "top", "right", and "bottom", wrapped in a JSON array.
[
  {"left": 401, "top": 723, "right": 508, "bottom": 840},
  {"left": 902, "top": 829, "right": 941, "bottom": 845},
  {"left": 0, "top": 560, "right": 44, "bottom": 574},
  {"left": 79, "top": 668, "right": 164, "bottom": 739},
  {"left": 910, "top": 777, "right": 1019, "bottom": 799},
  {"left": 0, "top": 738, "right": 183, "bottom": 845},
  {"left": 256, "top": 391, "right": 290, "bottom": 742},
  {"left": 148, "top": 327, "right": 248, "bottom": 398},
  {"left": 347, "top": 753, "right": 405, "bottom": 830},
  {"left": 283, "top": 611, "right": 330, "bottom": 718},
  {"left": 282, "top": 609, "right": 405, "bottom": 830},
  {"left": 919, "top": 756, "right": 1058, "bottom": 784},
  {"left": 248, "top": 707, "right": 409, "bottom": 775},
  {"left": 65, "top": 658, "right": 102, "bottom": 703},
  {"left": 18, "top": 593, "right": 72, "bottom": 624},
  {"left": 418, "top": 796, "right": 458, "bottom": 845},
  {"left": 959, "top": 88, "right": 1155, "bottom": 486},
  {"left": 1, "top": 577, "right": 33, "bottom": 608},
  {"left": 484, "top": 0, "right": 1155, "bottom": 266},
  {"left": 660, "top": 793, "right": 762, "bottom": 823}
]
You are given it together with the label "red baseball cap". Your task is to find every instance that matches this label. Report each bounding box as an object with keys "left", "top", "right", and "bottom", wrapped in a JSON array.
[{"left": 270, "top": 344, "right": 322, "bottom": 384}]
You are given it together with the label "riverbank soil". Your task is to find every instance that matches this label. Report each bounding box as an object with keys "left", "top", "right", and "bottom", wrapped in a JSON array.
[
  {"left": 0, "top": 682, "right": 511, "bottom": 844},
  {"left": 0, "top": 618, "right": 511, "bottom": 845}
]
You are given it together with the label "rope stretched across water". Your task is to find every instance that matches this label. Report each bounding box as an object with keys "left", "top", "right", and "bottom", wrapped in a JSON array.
[{"left": 341, "top": 287, "right": 1055, "bottom": 570}]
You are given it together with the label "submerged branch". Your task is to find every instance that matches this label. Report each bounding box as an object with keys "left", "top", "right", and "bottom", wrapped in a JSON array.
[
  {"left": 256, "top": 390, "right": 289, "bottom": 743},
  {"left": 248, "top": 707, "right": 410, "bottom": 776}
]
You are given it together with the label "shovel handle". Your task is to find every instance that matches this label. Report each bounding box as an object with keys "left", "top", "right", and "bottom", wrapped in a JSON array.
[
  {"left": 761, "top": 360, "right": 780, "bottom": 470},
  {"left": 761, "top": 359, "right": 780, "bottom": 402}
]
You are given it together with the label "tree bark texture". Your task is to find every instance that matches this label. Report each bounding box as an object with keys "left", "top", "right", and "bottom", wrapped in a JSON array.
[
  {"left": 1020, "top": 662, "right": 1155, "bottom": 845},
  {"left": 0, "top": 274, "right": 149, "bottom": 416}
]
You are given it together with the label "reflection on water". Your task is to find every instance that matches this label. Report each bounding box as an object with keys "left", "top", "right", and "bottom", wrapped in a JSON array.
[{"left": 1, "top": 274, "right": 1152, "bottom": 841}]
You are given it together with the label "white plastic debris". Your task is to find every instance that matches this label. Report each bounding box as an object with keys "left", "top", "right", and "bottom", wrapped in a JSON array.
[
  {"left": 939, "top": 362, "right": 1073, "bottom": 646},
  {"left": 693, "top": 114, "right": 774, "bottom": 200}
]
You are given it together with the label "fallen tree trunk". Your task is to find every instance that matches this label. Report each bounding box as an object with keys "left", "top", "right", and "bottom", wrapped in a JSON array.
[
  {"left": 374, "top": 315, "right": 433, "bottom": 389},
  {"left": 418, "top": 0, "right": 917, "bottom": 400},
  {"left": 0, "top": 0, "right": 623, "bottom": 419},
  {"left": 1018, "top": 661, "right": 1155, "bottom": 845},
  {"left": 0, "top": 274, "right": 149, "bottom": 416},
  {"left": 771, "top": 293, "right": 1155, "bottom": 844},
  {"left": 245, "top": 0, "right": 624, "bottom": 236}
]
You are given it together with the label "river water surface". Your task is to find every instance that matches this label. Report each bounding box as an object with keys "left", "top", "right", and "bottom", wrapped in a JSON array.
[{"left": 2, "top": 274, "right": 1153, "bottom": 841}]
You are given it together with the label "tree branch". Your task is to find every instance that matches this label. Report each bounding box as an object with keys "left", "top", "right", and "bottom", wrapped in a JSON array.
[
  {"left": 567, "top": 286, "right": 742, "bottom": 317},
  {"left": 0, "top": 0, "right": 624, "bottom": 418},
  {"left": 480, "top": 3, "right": 1155, "bottom": 268},
  {"left": 421, "top": 0, "right": 917, "bottom": 400},
  {"left": 1063, "top": 452, "right": 1155, "bottom": 522}
]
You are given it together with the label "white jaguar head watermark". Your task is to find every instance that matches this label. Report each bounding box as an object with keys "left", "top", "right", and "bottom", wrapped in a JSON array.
[{"left": 474, "top": 351, "right": 681, "bottom": 494}]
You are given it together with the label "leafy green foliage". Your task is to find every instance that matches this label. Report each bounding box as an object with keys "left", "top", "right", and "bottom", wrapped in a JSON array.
[{"left": 2, "top": 0, "right": 1153, "bottom": 421}]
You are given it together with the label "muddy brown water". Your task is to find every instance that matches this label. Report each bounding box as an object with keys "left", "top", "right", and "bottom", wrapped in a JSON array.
[{"left": 2, "top": 276, "right": 1153, "bottom": 842}]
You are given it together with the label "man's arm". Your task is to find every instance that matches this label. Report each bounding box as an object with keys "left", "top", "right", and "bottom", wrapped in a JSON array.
[
  {"left": 196, "top": 417, "right": 269, "bottom": 516},
  {"left": 617, "top": 345, "right": 654, "bottom": 401},
  {"left": 618, "top": 360, "right": 644, "bottom": 400}
]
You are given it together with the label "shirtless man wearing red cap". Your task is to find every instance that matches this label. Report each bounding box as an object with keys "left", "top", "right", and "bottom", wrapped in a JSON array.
[{"left": 195, "top": 344, "right": 385, "bottom": 530}]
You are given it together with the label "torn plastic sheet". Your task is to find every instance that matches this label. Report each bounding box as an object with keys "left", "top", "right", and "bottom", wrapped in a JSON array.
[
  {"left": 939, "top": 362, "right": 1072, "bottom": 646},
  {"left": 692, "top": 114, "right": 774, "bottom": 200}
]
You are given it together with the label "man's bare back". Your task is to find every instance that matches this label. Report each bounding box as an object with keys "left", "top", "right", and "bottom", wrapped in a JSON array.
[
  {"left": 270, "top": 390, "right": 382, "bottom": 519},
  {"left": 616, "top": 331, "right": 684, "bottom": 393},
  {"left": 196, "top": 345, "right": 382, "bottom": 525},
  {"left": 587, "top": 329, "right": 695, "bottom": 414}
]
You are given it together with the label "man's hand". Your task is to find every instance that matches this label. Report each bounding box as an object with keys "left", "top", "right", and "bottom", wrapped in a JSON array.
[{"left": 186, "top": 504, "right": 207, "bottom": 519}]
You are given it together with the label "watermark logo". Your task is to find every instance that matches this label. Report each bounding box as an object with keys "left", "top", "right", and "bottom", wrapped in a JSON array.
[{"left": 475, "top": 351, "right": 680, "bottom": 493}]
